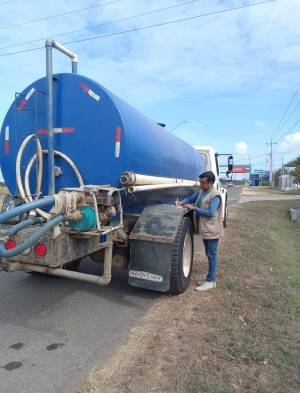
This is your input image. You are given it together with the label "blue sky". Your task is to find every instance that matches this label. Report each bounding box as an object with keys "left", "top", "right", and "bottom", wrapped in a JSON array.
[{"left": 0, "top": 0, "right": 300, "bottom": 182}]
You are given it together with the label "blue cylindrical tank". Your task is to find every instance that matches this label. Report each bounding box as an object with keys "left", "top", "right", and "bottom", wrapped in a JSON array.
[{"left": 0, "top": 73, "right": 205, "bottom": 203}]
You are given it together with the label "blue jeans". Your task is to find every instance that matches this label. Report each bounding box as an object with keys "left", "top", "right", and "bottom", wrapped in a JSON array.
[{"left": 203, "top": 239, "right": 219, "bottom": 282}]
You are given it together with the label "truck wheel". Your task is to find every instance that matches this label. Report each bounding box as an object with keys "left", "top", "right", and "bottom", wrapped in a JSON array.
[
  {"left": 63, "top": 259, "right": 81, "bottom": 271},
  {"left": 223, "top": 199, "right": 228, "bottom": 228},
  {"left": 169, "top": 217, "right": 193, "bottom": 294}
]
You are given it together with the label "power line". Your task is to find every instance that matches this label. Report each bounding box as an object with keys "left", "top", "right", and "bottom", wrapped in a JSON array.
[
  {"left": 0, "top": 0, "right": 16, "bottom": 5},
  {"left": 268, "top": 84, "right": 300, "bottom": 140},
  {"left": 273, "top": 96, "right": 300, "bottom": 139},
  {"left": 239, "top": 152, "right": 268, "bottom": 159},
  {"left": 63, "top": 0, "right": 278, "bottom": 46},
  {"left": 284, "top": 142, "right": 300, "bottom": 155},
  {"left": 239, "top": 153, "right": 269, "bottom": 162},
  {"left": 277, "top": 115, "right": 300, "bottom": 140},
  {"left": 267, "top": 84, "right": 300, "bottom": 141},
  {"left": 0, "top": 0, "right": 126, "bottom": 31},
  {"left": 0, "top": 45, "right": 44, "bottom": 57},
  {"left": 251, "top": 153, "right": 268, "bottom": 159},
  {"left": 0, "top": 0, "right": 205, "bottom": 51},
  {"left": 0, "top": 0, "right": 278, "bottom": 58}
]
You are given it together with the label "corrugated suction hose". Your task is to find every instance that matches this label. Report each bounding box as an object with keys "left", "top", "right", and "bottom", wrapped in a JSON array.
[{"left": 0, "top": 215, "right": 64, "bottom": 258}]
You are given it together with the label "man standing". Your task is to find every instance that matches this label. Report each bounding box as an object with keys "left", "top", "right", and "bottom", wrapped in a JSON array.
[{"left": 176, "top": 171, "right": 223, "bottom": 291}]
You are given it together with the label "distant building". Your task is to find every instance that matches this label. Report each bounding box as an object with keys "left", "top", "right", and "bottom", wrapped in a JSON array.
[
  {"left": 279, "top": 174, "right": 298, "bottom": 191},
  {"left": 284, "top": 166, "right": 296, "bottom": 173}
]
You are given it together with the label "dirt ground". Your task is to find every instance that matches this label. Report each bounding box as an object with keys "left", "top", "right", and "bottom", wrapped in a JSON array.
[{"left": 82, "top": 199, "right": 300, "bottom": 393}]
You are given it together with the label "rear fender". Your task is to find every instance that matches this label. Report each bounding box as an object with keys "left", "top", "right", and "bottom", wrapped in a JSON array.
[{"left": 128, "top": 204, "right": 188, "bottom": 292}]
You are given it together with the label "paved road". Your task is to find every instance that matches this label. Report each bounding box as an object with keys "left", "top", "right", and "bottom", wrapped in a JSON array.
[
  {"left": 0, "top": 188, "right": 241, "bottom": 393},
  {"left": 0, "top": 266, "right": 157, "bottom": 393}
]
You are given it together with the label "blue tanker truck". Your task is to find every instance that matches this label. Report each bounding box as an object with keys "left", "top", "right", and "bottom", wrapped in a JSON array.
[{"left": 0, "top": 41, "right": 232, "bottom": 294}]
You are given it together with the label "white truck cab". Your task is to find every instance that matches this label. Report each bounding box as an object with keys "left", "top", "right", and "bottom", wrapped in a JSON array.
[{"left": 194, "top": 145, "right": 233, "bottom": 227}]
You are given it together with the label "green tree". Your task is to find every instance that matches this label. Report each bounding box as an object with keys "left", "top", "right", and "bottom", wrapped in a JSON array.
[
  {"left": 291, "top": 164, "right": 300, "bottom": 185},
  {"left": 286, "top": 155, "right": 300, "bottom": 167}
]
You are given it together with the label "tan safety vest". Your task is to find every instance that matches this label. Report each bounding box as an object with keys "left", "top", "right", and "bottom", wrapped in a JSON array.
[{"left": 194, "top": 189, "right": 223, "bottom": 239}]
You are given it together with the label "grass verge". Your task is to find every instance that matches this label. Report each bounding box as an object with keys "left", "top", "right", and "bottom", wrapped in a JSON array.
[{"left": 82, "top": 200, "right": 300, "bottom": 393}]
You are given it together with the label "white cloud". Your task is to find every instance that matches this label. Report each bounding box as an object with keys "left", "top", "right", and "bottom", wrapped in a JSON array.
[
  {"left": 235, "top": 141, "right": 248, "bottom": 155},
  {"left": 1, "top": 1, "right": 299, "bottom": 178},
  {"left": 255, "top": 119, "right": 265, "bottom": 127},
  {"left": 278, "top": 132, "right": 300, "bottom": 153},
  {"left": 0, "top": 0, "right": 300, "bottom": 113}
]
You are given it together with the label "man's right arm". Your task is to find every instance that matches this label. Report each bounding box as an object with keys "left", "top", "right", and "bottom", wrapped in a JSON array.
[{"left": 178, "top": 192, "right": 198, "bottom": 206}]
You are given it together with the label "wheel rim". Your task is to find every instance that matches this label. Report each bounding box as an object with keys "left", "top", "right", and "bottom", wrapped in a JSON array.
[{"left": 182, "top": 232, "right": 192, "bottom": 278}]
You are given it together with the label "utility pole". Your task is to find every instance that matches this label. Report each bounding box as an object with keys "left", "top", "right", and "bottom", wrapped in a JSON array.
[
  {"left": 266, "top": 139, "right": 277, "bottom": 186},
  {"left": 248, "top": 153, "right": 251, "bottom": 185},
  {"left": 282, "top": 156, "right": 284, "bottom": 175}
]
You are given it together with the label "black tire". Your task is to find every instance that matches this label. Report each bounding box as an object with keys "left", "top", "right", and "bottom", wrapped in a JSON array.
[
  {"left": 63, "top": 259, "right": 81, "bottom": 271},
  {"left": 169, "top": 217, "right": 193, "bottom": 295},
  {"left": 223, "top": 199, "right": 228, "bottom": 228}
]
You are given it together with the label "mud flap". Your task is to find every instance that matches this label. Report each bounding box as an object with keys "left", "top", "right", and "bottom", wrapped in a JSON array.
[{"left": 128, "top": 204, "right": 187, "bottom": 292}]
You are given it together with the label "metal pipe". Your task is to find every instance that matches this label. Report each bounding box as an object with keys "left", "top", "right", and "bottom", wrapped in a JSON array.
[
  {"left": 45, "top": 39, "right": 79, "bottom": 194},
  {"left": 101, "top": 225, "right": 122, "bottom": 236},
  {"left": 46, "top": 39, "right": 55, "bottom": 195},
  {"left": 51, "top": 40, "right": 78, "bottom": 68},
  {"left": 99, "top": 235, "right": 113, "bottom": 285},
  {"left": 90, "top": 192, "right": 101, "bottom": 231},
  {"left": 49, "top": 268, "right": 110, "bottom": 284},
  {"left": 23, "top": 264, "right": 112, "bottom": 285},
  {"left": 72, "top": 61, "right": 78, "bottom": 74}
]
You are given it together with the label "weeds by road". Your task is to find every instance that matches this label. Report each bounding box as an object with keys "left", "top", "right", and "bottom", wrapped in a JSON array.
[
  {"left": 0, "top": 185, "right": 7, "bottom": 195},
  {"left": 0, "top": 185, "right": 7, "bottom": 209},
  {"left": 83, "top": 200, "right": 300, "bottom": 393}
]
